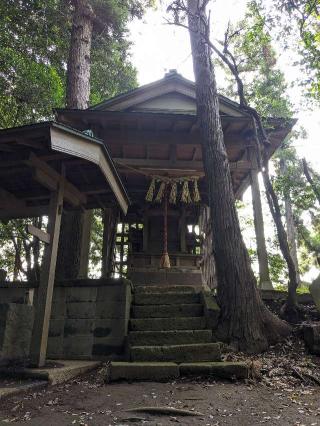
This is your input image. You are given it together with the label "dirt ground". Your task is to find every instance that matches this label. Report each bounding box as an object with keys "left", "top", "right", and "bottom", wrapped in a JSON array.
[{"left": 0, "top": 371, "right": 319, "bottom": 426}]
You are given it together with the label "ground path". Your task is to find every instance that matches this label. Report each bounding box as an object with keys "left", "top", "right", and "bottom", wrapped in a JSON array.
[{"left": 0, "top": 371, "right": 319, "bottom": 425}]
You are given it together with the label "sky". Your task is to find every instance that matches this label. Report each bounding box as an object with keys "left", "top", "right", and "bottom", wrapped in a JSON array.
[
  {"left": 128, "top": 1, "right": 320, "bottom": 170},
  {"left": 128, "top": 1, "right": 320, "bottom": 282}
]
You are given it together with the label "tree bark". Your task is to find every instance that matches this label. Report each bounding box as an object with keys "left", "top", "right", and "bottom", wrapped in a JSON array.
[
  {"left": 280, "top": 158, "right": 301, "bottom": 288},
  {"left": 101, "top": 207, "right": 119, "bottom": 277},
  {"left": 261, "top": 155, "right": 299, "bottom": 320},
  {"left": 56, "top": 0, "right": 94, "bottom": 280},
  {"left": 249, "top": 149, "right": 272, "bottom": 289},
  {"left": 66, "top": 0, "right": 94, "bottom": 109},
  {"left": 187, "top": 0, "right": 290, "bottom": 352},
  {"left": 189, "top": 18, "right": 300, "bottom": 318}
]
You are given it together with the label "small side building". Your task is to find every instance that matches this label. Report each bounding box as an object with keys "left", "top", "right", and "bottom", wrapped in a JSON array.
[{"left": 0, "top": 121, "right": 130, "bottom": 366}]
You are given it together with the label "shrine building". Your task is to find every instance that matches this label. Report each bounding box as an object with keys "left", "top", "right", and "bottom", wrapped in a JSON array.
[{"left": 0, "top": 70, "right": 294, "bottom": 374}]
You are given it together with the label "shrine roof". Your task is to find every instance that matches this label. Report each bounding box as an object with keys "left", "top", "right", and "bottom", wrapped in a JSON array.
[
  {"left": 55, "top": 71, "right": 296, "bottom": 199},
  {"left": 89, "top": 70, "right": 247, "bottom": 117},
  {"left": 0, "top": 121, "right": 130, "bottom": 219}
]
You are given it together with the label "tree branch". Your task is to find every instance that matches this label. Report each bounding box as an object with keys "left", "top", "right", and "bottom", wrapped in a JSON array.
[{"left": 302, "top": 158, "right": 320, "bottom": 205}]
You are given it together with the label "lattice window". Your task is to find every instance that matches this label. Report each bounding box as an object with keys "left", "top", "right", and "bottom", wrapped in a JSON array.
[
  {"left": 112, "top": 222, "right": 143, "bottom": 277},
  {"left": 187, "top": 224, "right": 202, "bottom": 255},
  {"left": 113, "top": 222, "right": 129, "bottom": 277}
]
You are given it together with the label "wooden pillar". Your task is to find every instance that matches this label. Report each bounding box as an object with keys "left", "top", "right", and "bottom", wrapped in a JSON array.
[
  {"left": 143, "top": 211, "right": 149, "bottom": 252},
  {"left": 30, "top": 184, "right": 64, "bottom": 367},
  {"left": 250, "top": 150, "right": 272, "bottom": 290},
  {"left": 180, "top": 207, "right": 187, "bottom": 253},
  {"left": 78, "top": 210, "right": 93, "bottom": 278},
  {"left": 101, "top": 207, "right": 118, "bottom": 277}
]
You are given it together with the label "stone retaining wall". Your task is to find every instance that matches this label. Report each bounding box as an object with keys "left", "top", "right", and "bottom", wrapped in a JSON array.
[{"left": 0, "top": 278, "right": 132, "bottom": 361}]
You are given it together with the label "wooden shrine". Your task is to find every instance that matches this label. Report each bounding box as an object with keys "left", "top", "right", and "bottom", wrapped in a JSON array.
[{"left": 56, "top": 70, "right": 294, "bottom": 288}]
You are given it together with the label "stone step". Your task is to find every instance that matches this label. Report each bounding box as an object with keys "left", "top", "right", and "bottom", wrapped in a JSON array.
[
  {"left": 129, "top": 329, "right": 213, "bottom": 346},
  {"left": 134, "top": 292, "right": 200, "bottom": 306},
  {"left": 132, "top": 303, "right": 203, "bottom": 319},
  {"left": 130, "top": 343, "right": 221, "bottom": 363},
  {"left": 130, "top": 316, "right": 206, "bottom": 331},
  {"left": 107, "top": 361, "right": 249, "bottom": 382},
  {"left": 180, "top": 362, "right": 249, "bottom": 379},
  {"left": 134, "top": 285, "right": 196, "bottom": 294},
  {"left": 107, "top": 362, "right": 180, "bottom": 382}
]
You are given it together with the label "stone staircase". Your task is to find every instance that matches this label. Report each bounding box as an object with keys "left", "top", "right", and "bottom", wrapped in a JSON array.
[{"left": 108, "top": 285, "right": 249, "bottom": 382}]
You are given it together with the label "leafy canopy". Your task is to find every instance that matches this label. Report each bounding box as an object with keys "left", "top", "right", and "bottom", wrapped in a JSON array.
[{"left": 0, "top": 0, "right": 153, "bottom": 128}]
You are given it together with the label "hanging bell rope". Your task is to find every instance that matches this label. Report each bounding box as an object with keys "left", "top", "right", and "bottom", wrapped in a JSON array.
[{"left": 159, "top": 190, "right": 171, "bottom": 269}]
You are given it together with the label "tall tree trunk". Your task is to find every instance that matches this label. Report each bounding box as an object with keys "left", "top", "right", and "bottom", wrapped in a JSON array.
[
  {"left": 13, "top": 238, "right": 22, "bottom": 280},
  {"left": 56, "top": 0, "right": 94, "bottom": 279},
  {"left": 258, "top": 141, "right": 299, "bottom": 321},
  {"left": 187, "top": 0, "right": 290, "bottom": 352},
  {"left": 185, "top": 10, "right": 301, "bottom": 321},
  {"left": 101, "top": 207, "right": 119, "bottom": 278},
  {"left": 249, "top": 149, "right": 272, "bottom": 289},
  {"left": 280, "top": 158, "right": 301, "bottom": 288},
  {"left": 66, "top": 0, "right": 94, "bottom": 109}
]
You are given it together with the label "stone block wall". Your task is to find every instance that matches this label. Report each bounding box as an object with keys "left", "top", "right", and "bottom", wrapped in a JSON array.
[
  {"left": 46, "top": 278, "right": 132, "bottom": 360},
  {"left": 0, "top": 278, "right": 132, "bottom": 361},
  {"left": 0, "top": 303, "right": 34, "bottom": 363}
]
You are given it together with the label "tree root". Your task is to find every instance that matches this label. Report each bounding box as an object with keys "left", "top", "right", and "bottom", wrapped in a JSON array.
[
  {"left": 292, "top": 367, "right": 320, "bottom": 386},
  {"left": 280, "top": 303, "right": 303, "bottom": 324},
  {"left": 125, "top": 406, "right": 204, "bottom": 416}
]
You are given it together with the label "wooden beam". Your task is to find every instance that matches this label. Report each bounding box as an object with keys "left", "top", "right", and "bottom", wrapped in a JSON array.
[
  {"left": 104, "top": 129, "right": 248, "bottom": 147},
  {"left": 169, "top": 144, "right": 176, "bottom": 164},
  {"left": 33, "top": 168, "right": 81, "bottom": 207},
  {"left": 27, "top": 224, "right": 51, "bottom": 244},
  {"left": 0, "top": 188, "right": 26, "bottom": 209},
  {"left": 0, "top": 144, "right": 15, "bottom": 152},
  {"left": 30, "top": 183, "right": 64, "bottom": 367},
  {"left": 114, "top": 158, "right": 254, "bottom": 172},
  {"left": 78, "top": 210, "right": 93, "bottom": 278},
  {"left": 27, "top": 153, "right": 87, "bottom": 206},
  {"left": 17, "top": 139, "right": 44, "bottom": 149},
  {"left": 192, "top": 147, "right": 199, "bottom": 161},
  {"left": 0, "top": 205, "right": 48, "bottom": 220}
]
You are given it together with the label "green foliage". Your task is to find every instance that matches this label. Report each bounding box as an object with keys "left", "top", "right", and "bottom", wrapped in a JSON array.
[
  {"left": 0, "top": 48, "right": 64, "bottom": 127},
  {"left": 90, "top": 37, "right": 137, "bottom": 104},
  {"left": 221, "top": 1, "right": 293, "bottom": 119},
  {"left": 0, "top": 0, "right": 152, "bottom": 280},
  {"left": 0, "top": 0, "right": 153, "bottom": 128},
  {"left": 0, "top": 0, "right": 68, "bottom": 127},
  {"left": 274, "top": 283, "right": 311, "bottom": 294},
  {"left": 261, "top": 0, "right": 320, "bottom": 101},
  {"left": 273, "top": 146, "right": 320, "bottom": 273},
  {"left": 89, "top": 210, "right": 103, "bottom": 278},
  {"left": 0, "top": 218, "right": 45, "bottom": 280},
  {"left": 269, "top": 252, "right": 287, "bottom": 285}
]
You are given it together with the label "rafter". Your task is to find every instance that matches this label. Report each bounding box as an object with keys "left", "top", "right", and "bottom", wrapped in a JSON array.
[{"left": 26, "top": 153, "right": 87, "bottom": 207}]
